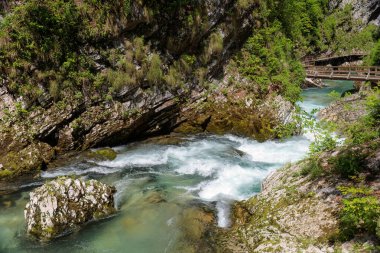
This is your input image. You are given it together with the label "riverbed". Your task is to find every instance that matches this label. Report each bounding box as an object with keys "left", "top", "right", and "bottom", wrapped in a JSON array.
[{"left": 0, "top": 80, "right": 354, "bottom": 253}]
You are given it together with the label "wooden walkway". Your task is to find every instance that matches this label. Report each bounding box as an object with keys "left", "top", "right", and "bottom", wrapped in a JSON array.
[
  {"left": 305, "top": 65, "right": 380, "bottom": 81},
  {"left": 302, "top": 53, "right": 367, "bottom": 67},
  {"left": 304, "top": 54, "right": 367, "bottom": 66}
]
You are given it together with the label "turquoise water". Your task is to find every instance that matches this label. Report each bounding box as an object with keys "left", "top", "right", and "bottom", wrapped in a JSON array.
[
  {"left": 299, "top": 80, "right": 354, "bottom": 114},
  {"left": 0, "top": 80, "right": 354, "bottom": 253}
]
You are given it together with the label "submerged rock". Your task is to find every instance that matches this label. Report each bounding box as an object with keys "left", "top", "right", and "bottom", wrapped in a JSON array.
[{"left": 24, "top": 177, "right": 116, "bottom": 241}]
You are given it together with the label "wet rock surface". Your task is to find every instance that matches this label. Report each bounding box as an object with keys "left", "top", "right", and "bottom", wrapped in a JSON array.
[{"left": 24, "top": 177, "right": 116, "bottom": 241}]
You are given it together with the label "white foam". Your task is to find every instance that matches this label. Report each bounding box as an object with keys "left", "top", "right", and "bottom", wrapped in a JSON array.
[
  {"left": 216, "top": 200, "right": 232, "bottom": 228},
  {"left": 42, "top": 166, "right": 121, "bottom": 178},
  {"left": 198, "top": 165, "right": 269, "bottom": 201},
  {"left": 237, "top": 137, "right": 310, "bottom": 164}
]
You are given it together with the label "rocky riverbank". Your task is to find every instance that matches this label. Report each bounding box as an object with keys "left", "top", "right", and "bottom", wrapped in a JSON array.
[
  {"left": 0, "top": 0, "right": 298, "bottom": 185},
  {"left": 217, "top": 90, "right": 380, "bottom": 252}
]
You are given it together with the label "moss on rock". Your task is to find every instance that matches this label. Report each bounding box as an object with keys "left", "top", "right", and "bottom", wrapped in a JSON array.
[
  {"left": 87, "top": 148, "right": 118, "bottom": 161},
  {"left": 24, "top": 177, "right": 116, "bottom": 241},
  {"left": 0, "top": 142, "right": 54, "bottom": 180}
]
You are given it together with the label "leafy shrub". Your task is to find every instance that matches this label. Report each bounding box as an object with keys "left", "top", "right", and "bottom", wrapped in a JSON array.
[
  {"left": 368, "top": 39, "right": 380, "bottom": 66},
  {"left": 343, "top": 89, "right": 380, "bottom": 145},
  {"left": 319, "top": 4, "right": 378, "bottom": 54},
  {"left": 331, "top": 149, "right": 364, "bottom": 178},
  {"left": 235, "top": 21, "right": 304, "bottom": 102},
  {"left": 309, "top": 134, "right": 337, "bottom": 154},
  {"left": 338, "top": 187, "right": 380, "bottom": 241}
]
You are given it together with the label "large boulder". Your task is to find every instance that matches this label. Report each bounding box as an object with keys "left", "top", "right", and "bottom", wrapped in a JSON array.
[{"left": 24, "top": 177, "right": 116, "bottom": 241}]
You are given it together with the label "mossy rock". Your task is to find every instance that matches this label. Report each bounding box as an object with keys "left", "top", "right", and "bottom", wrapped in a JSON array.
[
  {"left": 87, "top": 148, "right": 117, "bottom": 161},
  {"left": 0, "top": 142, "right": 54, "bottom": 179},
  {"left": 174, "top": 122, "right": 204, "bottom": 134},
  {"left": 177, "top": 99, "right": 278, "bottom": 141}
]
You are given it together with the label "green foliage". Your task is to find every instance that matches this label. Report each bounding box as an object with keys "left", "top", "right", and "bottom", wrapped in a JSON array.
[
  {"left": 147, "top": 54, "right": 163, "bottom": 86},
  {"left": 328, "top": 90, "right": 341, "bottom": 100},
  {"left": 265, "top": 0, "right": 328, "bottom": 53},
  {"left": 237, "top": 0, "right": 252, "bottom": 10},
  {"left": 123, "top": 0, "right": 131, "bottom": 16},
  {"left": 15, "top": 102, "right": 28, "bottom": 118},
  {"left": 236, "top": 21, "right": 304, "bottom": 102},
  {"left": 331, "top": 149, "right": 364, "bottom": 178},
  {"left": 343, "top": 89, "right": 380, "bottom": 145},
  {"left": 49, "top": 80, "right": 60, "bottom": 101},
  {"left": 0, "top": 169, "right": 13, "bottom": 178},
  {"left": 367, "top": 39, "right": 380, "bottom": 66},
  {"left": 338, "top": 187, "right": 380, "bottom": 241},
  {"left": 164, "top": 66, "right": 183, "bottom": 89},
  {"left": 1, "top": 0, "right": 80, "bottom": 65},
  {"left": 203, "top": 32, "right": 223, "bottom": 62},
  {"left": 105, "top": 70, "right": 135, "bottom": 92},
  {"left": 337, "top": 186, "right": 373, "bottom": 197},
  {"left": 366, "top": 88, "right": 380, "bottom": 123},
  {"left": 301, "top": 155, "right": 324, "bottom": 179},
  {"left": 319, "top": 5, "right": 378, "bottom": 54},
  {"left": 309, "top": 134, "right": 337, "bottom": 154},
  {"left": 301, "top": 110, "right": 337, "bottom": 155}
]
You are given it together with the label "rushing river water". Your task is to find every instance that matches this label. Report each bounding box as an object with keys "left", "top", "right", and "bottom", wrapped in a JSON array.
[{"left": 0, "top": 80, "right": 354, "bottom": 253}]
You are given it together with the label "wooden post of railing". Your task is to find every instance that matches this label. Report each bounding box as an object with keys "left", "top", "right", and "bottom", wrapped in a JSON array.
[{"left": 366, "top": 68, "right": 370, "bottom": 80}]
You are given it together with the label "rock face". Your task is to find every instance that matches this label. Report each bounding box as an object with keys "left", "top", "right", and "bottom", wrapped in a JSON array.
[
  {"left": 218, "top": 162, "right": 341, "bottom": 252},
  {"left": 330, "top": 0, "right": 380, "bottom": 25},
  {"left": 0, "top": 0, "right": 261, "bottom": 183},
  {"left": 24, "top": 177, "right": 116, "bottom": 241},
  {"left": 318, "top": 93, "right": 367, "bottom": 126}
]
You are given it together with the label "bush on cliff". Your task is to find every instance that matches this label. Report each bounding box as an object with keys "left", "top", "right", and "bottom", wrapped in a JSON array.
[{"left": 338, "top": 187, "right": 380, "bottom": 241}]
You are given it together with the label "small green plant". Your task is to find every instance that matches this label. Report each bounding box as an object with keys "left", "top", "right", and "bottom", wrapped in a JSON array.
[
  {"left": 309, "top": 134, "right": 337, "bottom": 154},
  {"left": 164, "top": 66, "right": 183, "bottom": 89},
  {"left": 15, "top": 102, "right": 28, "bottom": 118},
  {"left": 328, "top": 90, "right": 341, "bottom": 100},
  {"left": 0, "top": 169, "right": 13, "bottom": 178},
  {"left": 146, "top": 53, "right": 163, "bottom": 86},
  {"left": 337, "top": 186, "right": 373, "bottom": 197},
  {"left": 301, "top": 156, "right": 324, "bottom": 179},
  {"left": 203, "top": 32, "right": 223, "bottom": 62},
  {"left": 49, "top": 80, "right": 60, "bottom": 101}
]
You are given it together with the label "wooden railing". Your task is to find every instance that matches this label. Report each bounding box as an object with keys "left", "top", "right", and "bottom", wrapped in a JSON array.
[{"left": 305, "top": 65, "right": 380, "bottom": 81}]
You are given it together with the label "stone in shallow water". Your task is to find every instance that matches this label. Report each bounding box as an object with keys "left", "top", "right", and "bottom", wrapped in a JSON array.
[{"left": 24, "top": 177, "right": 116, "bottom": 241}]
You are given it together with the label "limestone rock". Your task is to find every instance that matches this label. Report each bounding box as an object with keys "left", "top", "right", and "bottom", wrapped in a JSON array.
[
  {"left": 330, "top": 0, "right": 380, "bottom": 25},
  {"left": 218, "top": 162, "right": 341, "bottom": 252},
  {"left": 318, "top": 93, "right": 367, "bottom": 126},
  {"left": 24, "top": 177, "right": 116, "bottom": 241}
]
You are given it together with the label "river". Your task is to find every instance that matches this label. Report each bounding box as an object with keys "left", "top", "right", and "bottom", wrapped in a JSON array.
[{"left": 0, "top": 80, "right": 354, "bottom": 253}]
